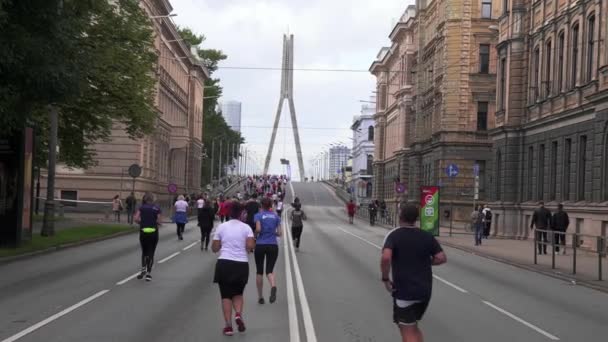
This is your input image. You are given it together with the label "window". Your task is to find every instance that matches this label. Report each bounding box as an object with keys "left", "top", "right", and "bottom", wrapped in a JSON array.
[
  {"left": 533, "top": 47, "right": 540, "bottom": 101},
  {"left": 563, "top": 138, "right": 572, "bottom": 201},
  {"left": 495, "top": 150, "right": 502, "bottom": 200},
  {"left": 477, "top": 102, "right": 488, "bottom": 131},
  {"left": 544, "top": 41, "right": 552, "bottom": 97},
  {"left": 499, "top": 57, "right": 506, "bottom": 110},
  {"left": 550, "top": 141, "right": 558, "bottom": 200},
  {"left": 60, "top": 190, "right": 78, "bottom": 207},
  {"left": 503, "top": 0, "right": 508, "bottom": 13},
  {"left": 367, "top": 155, "right": 373, "bottom": 175},
  {"left": 586, "top": 15, "right": 595, "bottom": 82},
  {"left": 368, "top": 126, "right": 374, "bottom": 141},
  {"left": 538, "top": 144, "right": 545, "bottom": 200},
  {"left": 479, "top": 44, "right": 490, "bottom": 73},
  {"left": 557, "top": 32, "right": 565, "bottom": 93},
  {"left": 571, "top": 24, "right": 579, "bottom": 89},
  {"left": 527, "top": 146, "right": 534, "bottom": 200},
  {"left": 482, "top": 0, "right": 492, "bottom": 19},
  {"left": 577, "top": 135, "right": 587, "bottom": 200}
]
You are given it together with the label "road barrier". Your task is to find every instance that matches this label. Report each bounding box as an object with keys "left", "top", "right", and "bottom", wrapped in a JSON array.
[{"left": 533, "top": 229, "right": 607, "bottom": 280}]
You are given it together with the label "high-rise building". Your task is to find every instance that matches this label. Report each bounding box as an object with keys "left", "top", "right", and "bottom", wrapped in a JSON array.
[
  {"left": 221, "top": 100, "right": 242, "bottom": 132},
  {"left": 329, "top": 145, "right": 351, "bottom": 180},
  {"left": 41, "top": 0, "right": 209, "bottom": 204}
]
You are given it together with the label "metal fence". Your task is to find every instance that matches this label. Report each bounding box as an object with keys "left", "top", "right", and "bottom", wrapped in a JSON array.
[{"left": 534, "top": 229, "right": 607, "bottom": 280}]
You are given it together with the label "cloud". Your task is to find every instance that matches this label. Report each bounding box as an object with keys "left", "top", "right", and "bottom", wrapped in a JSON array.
[{"left": 170, "top": 0, "right": 412, "bottom": 178}]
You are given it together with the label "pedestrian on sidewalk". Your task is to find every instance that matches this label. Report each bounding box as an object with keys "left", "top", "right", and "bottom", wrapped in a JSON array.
[
  {"left": 381, "top": 203, "right": 447, "bottom": 342},
  {"left": 531, "top": 201, "right": 552, "bottom": 255},
  {"left": 134, "top": 193, "right": 162, "bottom": 282},
  {"left": 112, "top": 194, "right": 123, "bottom": 222},
  {"left": 198, "top": 199, "right": 214, "bottom": 251},
  {"left": 126, "top": 192, "right": 136, "bottom": 225},
  {"left": 482, "top": 204, "right": 492, "bottom": 239},
  {"left": 212, "top": 201, "right": 255, "bottom": 336},
  {"left": 347, "top": 199, "right": 356, "bottom": 224},
  {"left": 290, "top": 205, "right": 307, "bottom": 250},
  {"left": 551, "top": 203, "right": 569, "bottom": 255},
  {"left": 471, "top": 206, "right": 483, "bottom": 246},
  {"left": 254, "top": 197, "right": 282, "bottom": 304},
  {"left": 173, "top": 195, "right": 189, "bottom": 241}
]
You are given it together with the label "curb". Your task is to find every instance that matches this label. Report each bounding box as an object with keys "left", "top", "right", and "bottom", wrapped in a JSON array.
[
  {"left": 439, "top": 240, "right": 608, "bottom": 294},
  {"left": 0, "top": 229, "right": 138, "bottom": 265}
]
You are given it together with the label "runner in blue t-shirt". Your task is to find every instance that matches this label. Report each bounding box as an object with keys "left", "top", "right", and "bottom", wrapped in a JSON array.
[{"left": 253, "top": 197, "right": 282, "bottom": 304}]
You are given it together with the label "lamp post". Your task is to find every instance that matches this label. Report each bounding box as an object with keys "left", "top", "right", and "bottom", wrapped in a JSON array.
[{"left": 41, "top": 105, "right": 58, "bottom": 236}]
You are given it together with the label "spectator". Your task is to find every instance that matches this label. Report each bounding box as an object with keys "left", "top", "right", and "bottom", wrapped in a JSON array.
[
  {"left": 482, "top": 204, "right": 492, "bottom": 239},
  {"left": 112, "top": 195, "right": 123, "bottom": 222},
  {"left": 551, "top": 203, "right": 570, "bottom": 255},
  {"left": 471, "top": 206, "right": 483, "bottom": 246},
  {"left": 125, "top": 192, "right": 136, "bottom": 225},
  {"left": 531, "top": 201, "right": 552, "bottom": 255},
  {"left": 368, "top": 201, "right": 378, "bottom": 226}
]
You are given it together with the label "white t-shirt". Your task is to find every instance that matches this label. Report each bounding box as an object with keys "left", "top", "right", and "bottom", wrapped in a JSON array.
[
  {"left": 213, "top": 219, "right": 254, "bottom": 262},
  {"left": 276, "top": 201, "right": 284, "bottom": 211},
  {"left": 196, "top": 199, "right": 205, "bottom": 209},
  {"left": 174, "top": 200, "right": 189, "bottom": 212}
]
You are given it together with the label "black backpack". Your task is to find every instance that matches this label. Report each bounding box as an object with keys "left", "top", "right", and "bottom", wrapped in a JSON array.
[{"left": 485, "top": 210, "right": 492, "bottom": 221}]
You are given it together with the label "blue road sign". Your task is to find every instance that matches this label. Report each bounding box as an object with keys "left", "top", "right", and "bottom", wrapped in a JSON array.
[
  {"left": 473, "top": 163, "right": 480, "bottom": 177},
  {"left": 446, "top": 163, "right": 459, "bottom": 178}
]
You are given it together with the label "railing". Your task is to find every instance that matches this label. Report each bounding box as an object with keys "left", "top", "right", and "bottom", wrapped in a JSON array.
[
  {"left": 534, "top": 229, "right": 607, "bottom": 281},
  {"left": 356, "top": 206, "right": 397, "bottom": 227}
]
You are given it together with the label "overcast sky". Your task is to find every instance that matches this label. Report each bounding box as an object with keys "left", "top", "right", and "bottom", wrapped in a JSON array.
[{"left": 171, "top": 0, "right": 412, "bottom": 179}]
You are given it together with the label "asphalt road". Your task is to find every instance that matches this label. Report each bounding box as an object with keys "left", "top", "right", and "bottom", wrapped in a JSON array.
[{"left": 1, "top": 182, "right": 608, "bottom": 341}]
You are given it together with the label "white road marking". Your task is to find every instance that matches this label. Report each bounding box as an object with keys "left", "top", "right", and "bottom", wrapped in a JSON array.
[
  {"left": 158, "top": 252, "right": 180, "bottom": 264},
  {"left": 183, "top": 241, "right": 198, "bottom": 251},
  {"left": 116, "top": 272, "right": 140, "bottom": 286},
  {"left": 282, "top": 210, "right": 301, "bottom": 342},
  {"left": 1, "top": 290, "right": 110, "bottom": 342},
  {"left": 336, "top": 226, "right": 469, "bottom": 294},
  {"left": 288, "top": 182, "right": 318, "bottom": 342},
  {"left": 482, "top": 301, "right": 560, "bottom": 340},
  {"left": 432, "top": 275, "right": 469, "bottom": 293}
]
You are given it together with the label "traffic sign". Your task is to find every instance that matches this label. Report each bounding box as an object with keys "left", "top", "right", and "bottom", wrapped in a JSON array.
[
  {"left": 167, "top": 183, "right": 177, "bottom": 194},
  {"left": 446, "top": 163, "right": 459, "bottom": 178},
  {"left": 395, "top": 183, "right": 406, "bottom": 194},
  {"left": 128, "top": 164, "right": 142, "bottom": 178},
  {"left": 473, "top": 163, "right": 480, "bottom": 177}
]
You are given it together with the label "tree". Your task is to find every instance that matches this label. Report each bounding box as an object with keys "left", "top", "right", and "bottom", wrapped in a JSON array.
[
  {"left": 178, "top": 27, "right": 243, "bottom": 185},
  {"left": 0, "top": 0, "right": 157, "bottom": 168}
]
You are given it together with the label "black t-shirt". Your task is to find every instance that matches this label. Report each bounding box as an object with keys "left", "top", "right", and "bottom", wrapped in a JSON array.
[
  {"left": 383, "top": 227, "right": 443, "bottom": 301},
  {"left": 245, "top": 201, "right": 260, "bottom": 224}
]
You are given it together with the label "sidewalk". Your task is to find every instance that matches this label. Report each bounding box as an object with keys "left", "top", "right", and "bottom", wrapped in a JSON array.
[{"left": 438, "top": 228, "right": 608, "bottom": 293}]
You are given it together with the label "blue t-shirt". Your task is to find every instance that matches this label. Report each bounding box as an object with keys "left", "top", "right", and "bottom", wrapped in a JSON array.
[
  {"left": 254, "top": 210, "right": 281, "bottom": 245},
  {"left": 139, "top": 204, "right": 161, "bottom": 229}
]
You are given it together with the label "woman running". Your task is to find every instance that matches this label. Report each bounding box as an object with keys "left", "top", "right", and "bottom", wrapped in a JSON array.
[
  {"left": 218, "top": 197, "right": 230, "bottom": 223},
  {"left": 254, "top": 197, "right": 282, "bottom": 304},
  {"left": 212, "top": 201, "right": 255, "bottom": 336},
  {"left": 276, "top": 199, "right": 284, "bottom": 217},
  {"left": 174, "top": 195, "right": 189, "bottom": 240},
  {"left": 198, "top": 199, "right": 214, "bottom": 251},
  {"left": 134, "top": 193, "right": 162, "bottom": 282}
]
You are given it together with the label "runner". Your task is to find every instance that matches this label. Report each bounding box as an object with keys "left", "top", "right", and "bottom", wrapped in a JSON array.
[
  {"left": 347, "top": 199, "right": 356, "bottom": 224},
  {"left": 218, "top": 197, "right": 230, "bottom": 223},
  {"left": 381, "top": 204, "right": 447, "bottom": 342},
  {"left": 173, "top": 195, "right": 189, "bottom": 241},
  {"left": 254, "top": 197, "right": 282, "bottom": 304},
  {"left": 276, "top": 198, "right": 284, "bottom": 217},
  {"left": 212, "top": 201, "right": 255, "bottom": 336},
  {"left": 245, "top": 194, "right": 261, "bottom": 234},
  {"left": 290, "top": 205, "right": 307, "bottom": 250},
  {"left": 134, "top": 193, "right": 162, "bottom": 282},
  {"left": 198, "top": 199, "right": 214, "bottom": 251}
]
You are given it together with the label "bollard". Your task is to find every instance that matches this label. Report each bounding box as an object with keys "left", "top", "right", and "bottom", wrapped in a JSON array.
[
  {"left": 534, "top": 230, "right": 538, "bottom": 265},
  {"left": 551, "top": 231, "right": 556, "bottom": 269},
  {"left": 598, "top": 236, "right": 604, "bottom": 281},
  {"left": 572, "top": 234, "right": 578, "bottom": 275}
]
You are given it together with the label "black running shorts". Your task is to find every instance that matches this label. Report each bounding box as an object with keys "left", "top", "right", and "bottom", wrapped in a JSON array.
[
  {"left": 254, "top": 244, "right": 279, "bottom": 275},
  {"left": 214, "top": 259, "right": 249, "bottom": 299},
  {"left": 393, "top": 299, "right": 430, "bottom": 325}
]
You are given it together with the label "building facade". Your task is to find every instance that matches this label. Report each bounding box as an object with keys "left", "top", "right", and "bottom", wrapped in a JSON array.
[
  {"left": 371, "top": 1, "right": 501, "bottom": 224},
  {"left": 220, "top": 100, "right": 242, "bottom": 132},
  {"left": 328, "top": 145, "right": 351, "bottom": 181},
  {"left": 350, "top": 101, "right": 376, "bottom": 204},
  {"left": 43, "top": 0, "right": 209, "bottom": 204},
  {"left": 489, "top": 0, "right": 608, "bottom": 238}
]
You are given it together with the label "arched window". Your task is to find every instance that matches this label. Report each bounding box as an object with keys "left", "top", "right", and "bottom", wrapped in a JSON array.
[
  {"left": 557, "top": 31, "right": 565, "bottom": 93},
  {"left": 368, "top": 126, "right": 375, "bottom": 141},
  {"left": 571, "top": 23, "right": 580, "bottom": 89},
  {"left": 586, "top": 14, "right": 595, "bottom": 82},
  {"left": 544, "top": 40, "right": 552, "bottom": 97},
  {"left": 532, "top": 47, "right": 540, "bottom": 101}
]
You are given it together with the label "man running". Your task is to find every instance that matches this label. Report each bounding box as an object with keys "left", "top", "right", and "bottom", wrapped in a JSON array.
[
  {"left": 245, "top": 194, "right": 261, "bottom": 234},
  {"left": 346, "top": 199, "right": 356, "bottom": 224},
  {"left": 381, "top": 204, "right": 447, "bottom": 342}
]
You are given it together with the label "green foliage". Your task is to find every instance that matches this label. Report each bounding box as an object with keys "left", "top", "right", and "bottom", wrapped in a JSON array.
[
  {"left": 178, "top": 27, "right": 243, "bottom": 185},
  {"left": 0, "top": 0, "right": 157, "bottom": 168}
]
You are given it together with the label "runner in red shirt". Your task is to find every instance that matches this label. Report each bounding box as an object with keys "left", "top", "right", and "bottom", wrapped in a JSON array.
[{"left": 346, "top": 200, "right": 356, "bottom": 224}]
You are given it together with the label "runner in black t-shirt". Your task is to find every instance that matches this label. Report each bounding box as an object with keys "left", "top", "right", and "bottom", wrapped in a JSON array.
[
  {"left": 244, "top": 194, "right": 261, "bottom": 234},
  {"left": 381, "top": 203, "right": 447, "bottom": 342}
]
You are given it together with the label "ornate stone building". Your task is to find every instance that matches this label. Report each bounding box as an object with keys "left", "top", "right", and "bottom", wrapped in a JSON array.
[
  {"left": 44, "top": 0, "right": 208, "bottom": 204},
  {"left": 490, "top": 0, "right": 608, "bottom": 238}
]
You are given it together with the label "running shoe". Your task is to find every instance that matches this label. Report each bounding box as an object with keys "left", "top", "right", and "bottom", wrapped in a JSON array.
[
  {"left": 269, "top": 286, "right": 277, "bottom": 303},
  {"left": 258, "top": 298, "right": 265, "bottom": 304},
  {"left": 235, "top": 314, "right": 246, "bottom": 332},
  {"left": 223, "top": 326, "right": 234, "bottom": 336},
  {"left": 136, "top": 268, "right": 146, "bottom": 280},
  {"left": 145, "top": 274, "right": 152, "bottom": 282}
]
